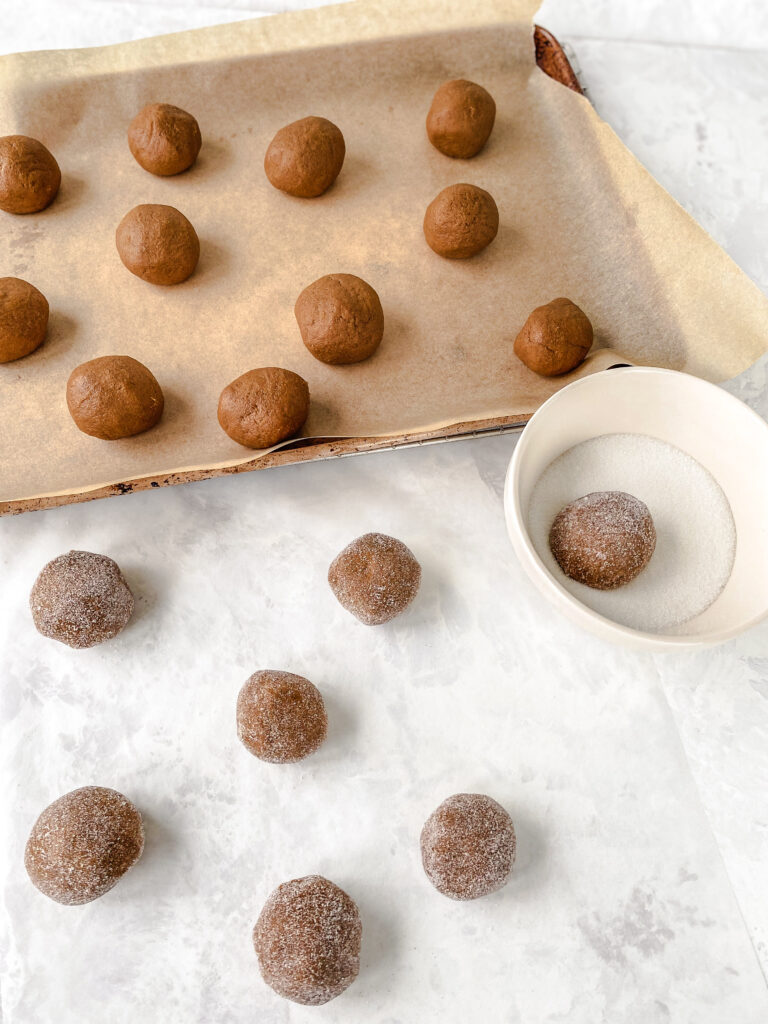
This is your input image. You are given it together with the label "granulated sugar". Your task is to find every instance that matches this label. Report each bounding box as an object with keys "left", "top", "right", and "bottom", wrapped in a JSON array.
[{"left": 528, "top": 433, "right": 736, "bottom": 633}]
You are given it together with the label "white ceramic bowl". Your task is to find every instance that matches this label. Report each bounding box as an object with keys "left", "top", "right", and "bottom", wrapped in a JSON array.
[{"left": 504, "top": 366, "right": 768, "bottom": 650}]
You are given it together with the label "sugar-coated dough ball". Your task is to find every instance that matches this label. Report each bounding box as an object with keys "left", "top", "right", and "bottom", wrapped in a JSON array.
[
  {"left": 218, "top": 366, "right": 309, "bottom": 449},
  {"left": 25, "top": 786, "right": 144, "bottom": 905},
  {"left": 549, "top": 490, "right": 656, "bottom": 590},
  {"left": 67, "top": 355, "right": 164, "bottom": 440},
  {"left": 514, "top": 297, "right": 593, "bottom": 376},
  {"left": 116, "top": 203, "right": 199, "bottom": 285},
  {"left": 30, "top": 549, "right": 134, "bottom": 648},
  {"left": 253, "top": 875, "right": 362, "bottom": 1005},
  {"left": 0, "top": 135, "right": 60, "bottom": 214},
  {"left": 264, "top": 116, "right": 345, "bottom": 198},
  {"left": 421, "top": 793, "right": 516, "bottom": 900},
  {"left": 237, "top": 670, "right": 327, "bottom": 763},
  {"left": 423, "top": 183, "right": 498, "bottom": 259},
  {"left": 426, "top": 79, "right": 496, "bottom": 158},
  {"left": 128, "top": 102, "right": 202, "bottom": 176},
  {"left": 328, "top": 532, "right": 421, "bottom": 625},
  {"left": 0, "top": 277, "right": 48, "bottom": 362},
  {"left": 294, "top": 273, "right": 384, "bottom": 364}
]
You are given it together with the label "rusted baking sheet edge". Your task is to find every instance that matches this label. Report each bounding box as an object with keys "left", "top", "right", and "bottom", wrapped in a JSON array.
[{"left": 0, "top": 415, "right": 531, "bottom": 516}]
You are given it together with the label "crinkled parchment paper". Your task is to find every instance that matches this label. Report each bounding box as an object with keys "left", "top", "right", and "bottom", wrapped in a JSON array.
[{"left": 0, "top": 0, "right": 766, "bottom": 512}]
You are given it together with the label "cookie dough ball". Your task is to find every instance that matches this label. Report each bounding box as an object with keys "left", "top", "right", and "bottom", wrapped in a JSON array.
[
  {"left": 25, "top": 786, "right": 144, "bottom": 905},
  {"left": 514, "top": 297, "right": 593, "bottom": 376},
  {"left": 264, "top": 116, "right": 345, "bottom": 198},
  {"left": 218, "top": 366, "right": 309, "bottom": 449},
  {"left": 426, "top": 79, "right": 496, "bottom": 159},
  {"left": 67, "top": 355, "right": 164, "bottom": 440},
  {"left": 128, "top": 102, "right": 202, "bottom": 176},
  {"left": 549, "top": 490, "right": 656, "bottom": 590},
  {"left": 30, "top": 549, "right": 134, "bottom": 649},
  {"left": 253, "top": 875, "right": 362, "bottom": 1005},
  {"left": 328, "top": 532, "right": 421, "bottom": 626},
  {"left": 0, "top": 277, "right": 48, "bottom": 362},
  {"left": 116, "top": 203, "right": 199, "bottom": 285},
  {"left": 423, "top": 183, "right": 498, "bottom": 259},
  {"left": 237, "top": 670, "right": 327, "bottom": 764},
  {"left": 294, "top": 274, "right": 383, "bottom": 365},
  {"left": 0, "top": 135, "right": 60, "bottom": 214},
  {"left": 421, "top": 793, "right": 516, "bottom": 901}
]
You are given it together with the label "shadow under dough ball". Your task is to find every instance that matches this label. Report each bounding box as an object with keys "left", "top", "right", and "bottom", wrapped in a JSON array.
[
  {"left": 237, "top": 670, "right": 327, "bottom": 764},
  {"left": 0, "top": 135, "right": 60, "bottom": 214},
  {"left": 67, "top": 355, "right": 164, "bottom": 440},
  {"left": 423, "top": 183, "right": 498, "bottom": 259},
  {"left": 264, "top": 116, "right": 345, "bottom": 198},
  {"left": 253, "top": 875, "right": 362, "bottom": 1005},
  {"left": 116, "top": 203, "right": 199, "bottom": 285},
  {"left": 25, "top": 786, "right": 144, "bottom": 905},
  {"left": 421, "top": 793, "right": 516, "bottom": 901},
  {"left": 29, "top": 549, "right": 134, "bottom": 649},
  {"left": 514, "top": 297, "right": 593, "bottom": 376},
  {"left": 426, "top": 79, "right": 496, "bottom": 158},
  {"left": 549, "top": 490, "right": 656, "bottom": 590},
  {"left": 294, "top": 273, "right": 384, "bottom": 364},
  {"left": 218, "top": 366, "right": 309, "bottom": 449},
  {"left": 0, "top": 277, "right": 48, "bottom": 362},
  {"left": 128, "top": 102, "right": 202, "bottom": 176},
  {"left": 328, "top": 532, "right": 421, "bottom": 625}
]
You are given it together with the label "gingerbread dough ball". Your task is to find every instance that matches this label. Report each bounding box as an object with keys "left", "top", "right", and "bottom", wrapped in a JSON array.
[
  {"left": 0, "top": 277, "right": 49, "bottom": 362},
  {"left": 25, "top": 786, "right": 144, "bottom": 905},
  {"left": 0, "top": 135, "right": 60, "bottom": 214},
  {"left": 423, "top": 183, "right": 498, "bottom": 259},
  {"left": 67, "top": 355, "right": 164, "bottom": 440},
  {"left": 30, "top": 549, "right": 134, "bottom": 649},
  {"left": 116, "top": 203, "right": 199, "bottom": 285},
  {"left": 218, "top": 366, "right": 309, "bottom": 449},
  {"left": 328, "top": 532, "right": 421, "bottom": 626},
  {"left": 237, "top": 670, "right": 327, "bottom": 764},
  {"left": 253, "top": 875, "right": 362, "bottom": 1005},
  {"left": 514, "top": 297, "right": 593, "bottom": 376},
  {"left": 549, "top": 490, "right": 656, "bottom": 590},
  {"left": 427, "top": 79, "right": 496, "bottom": 159},
  {"left": 128, "top": 102, "right": 202, "bottom": 176},
  {"left": 295, "top": 274, "right": 384, "bottom": 365},
  {"left": 264, "top": 116, "right": 345, "bottom": 198},
  {"left": 421, "top": 793, "right": 516, "bottom": 901}
]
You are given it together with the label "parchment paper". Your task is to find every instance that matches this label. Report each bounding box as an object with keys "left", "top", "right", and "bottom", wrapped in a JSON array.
[{"left": 0, "top": 0, "right": 766, "bottom": 509}]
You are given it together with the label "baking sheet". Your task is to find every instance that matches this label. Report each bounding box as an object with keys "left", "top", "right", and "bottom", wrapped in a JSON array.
[{"left": 0, "top": 0, "right": 767, "bottom": 512}]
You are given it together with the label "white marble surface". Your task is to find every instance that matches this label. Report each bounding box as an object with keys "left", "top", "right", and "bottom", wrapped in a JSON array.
[{"left": 2, "top": 1, "right": 768, "bottom": 1021}]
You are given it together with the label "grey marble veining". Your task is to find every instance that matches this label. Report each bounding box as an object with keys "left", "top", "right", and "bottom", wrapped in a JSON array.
[{"left": 2, "top": 1, "right": 768, "bottom": 1021}]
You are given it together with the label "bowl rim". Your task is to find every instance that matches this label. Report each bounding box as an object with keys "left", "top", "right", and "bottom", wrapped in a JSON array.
[{"left": 504, "top": 365, "right": 768, "bottom": 649}]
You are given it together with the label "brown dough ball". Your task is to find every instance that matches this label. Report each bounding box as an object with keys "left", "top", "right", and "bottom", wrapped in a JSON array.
[
  {"left": 29, "top": 549, "right": 134, "bottom": 649},
  {"left": 253, "top": 875, "right": 362, "bottom": 1005},
  {"left": 218, "top": 367, "right": 309, "bottom": 449},
  {"left": 0, "top": 277, "right": 49, "bottom": 362},
  {"left": 423, "top": 183, "right": 498, "bottom": 259},
  {"left": 426, "top": 79, "right": 496, "bottom": 159},
  {"left": 328, "top": 532, "right": 421, "bottom": 626},
  {"left": 421, "top": 793, "right": 516, "bottom": 901},
  {"left": 67, "top": 355, "right": 164, "bottom": 440},
  {"left": 294, "top": 273, "right": 384, "bottom": 365},
  {"left": 0, "top": 135, "right": 60, "bottom": 214},
  {"left": 514, "top": 297, "right": 593, "bottom": 376},
  {"left": 115, "top": 203, "right": 199, "bottom": 285},
  {"left": 24, "top": 786, "right": 144, "bottom": 905},
  {"left": 549, "top": 490, "right": 656, "bottom": 590},
  {"left": 264, "top": 116, "right": 345, "bottom": 198},
  {"left": 128, "top": 102, "right": 202, "bottom": 176},
  {"left": 237, "top": 670, "right": 327, "bottom": 764}
]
